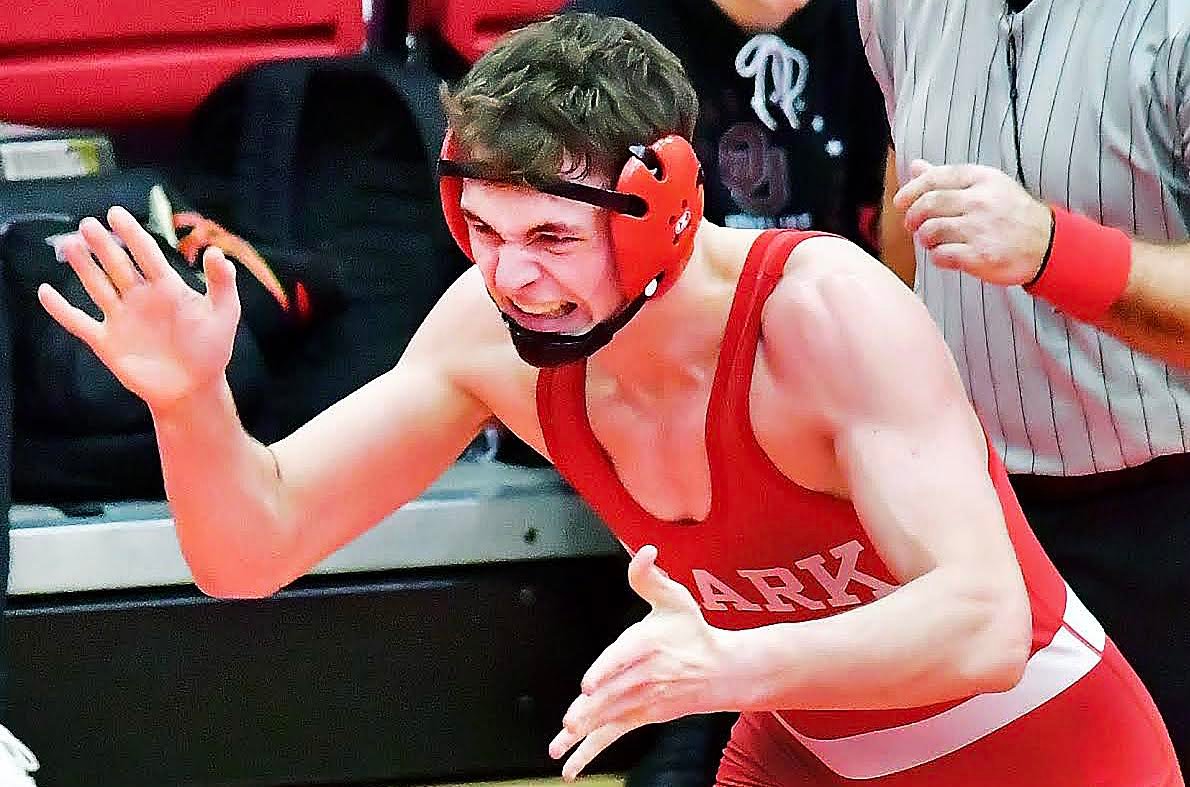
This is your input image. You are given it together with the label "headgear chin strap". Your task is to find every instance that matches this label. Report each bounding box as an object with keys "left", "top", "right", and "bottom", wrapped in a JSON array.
[
  {"left": 438, "top": 131, "right": 704, "bottom": 367},
  {"left": 502, "top": 283, "right": 656, "bottom": 367}
]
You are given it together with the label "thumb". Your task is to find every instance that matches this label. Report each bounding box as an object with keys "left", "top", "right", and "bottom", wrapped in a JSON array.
[
  {"left": 909, "top": 158, "right": 932, "bottom": 178},
  {"left": 627, "top": 545, "right": 689, "bottom": 610},
  {"left": 202, "top": 246, "right": 240, "bottom": 317}
]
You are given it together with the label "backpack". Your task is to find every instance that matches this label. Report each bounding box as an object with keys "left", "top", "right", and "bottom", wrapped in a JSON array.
[
  {"left": 172, "top": 52, "right": 469, "bottom": 442},
  {"left": 0, "top": 170, "right": 276, "bottom": 503}
]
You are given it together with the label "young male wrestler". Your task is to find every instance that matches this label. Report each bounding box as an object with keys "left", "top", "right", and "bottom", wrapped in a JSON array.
[{"left": 37, "top": 13, "right": 1180, "bottom": 786}]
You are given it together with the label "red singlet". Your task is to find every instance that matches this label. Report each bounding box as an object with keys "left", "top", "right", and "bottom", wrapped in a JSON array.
[{"left": 537, "top": 230, "right": 1180, "bottom": 786}]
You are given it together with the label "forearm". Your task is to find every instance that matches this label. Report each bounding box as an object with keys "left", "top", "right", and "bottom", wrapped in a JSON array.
[
  {"left": 1100, "top": 240, "right": 1190, "bottom": 368},
  {"left": 151, "top": 377, "right": 293, "bottom": 598},
  {"left": 1024, "top": 207, "right": 1190, "bottom": 368},
  {"left": 879, "top": 150, "right": 916, "bottom": 288},
  {"left": 724, "top": 567, "right": 1030, "bottom": 713}
]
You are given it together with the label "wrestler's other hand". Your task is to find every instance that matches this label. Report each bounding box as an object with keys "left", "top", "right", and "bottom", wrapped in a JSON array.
[
  {"left": 549, "top": 545, "right": 735, "bottom": 781},
  {"left": 37, "top": 206, "right": 241, "bottom": 414},
  {"left": 894, "top": 159, "right": 1053, "bottom": 286}
]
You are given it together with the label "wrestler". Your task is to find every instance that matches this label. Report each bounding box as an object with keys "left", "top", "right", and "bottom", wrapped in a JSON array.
[{"left": 38, "top": 13, "right": 1180, "bottom": 786}]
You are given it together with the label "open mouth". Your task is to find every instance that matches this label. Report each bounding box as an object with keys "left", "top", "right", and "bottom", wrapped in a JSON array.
[{"left": 510, "top": 300, "right": 578, "bottom": 320}]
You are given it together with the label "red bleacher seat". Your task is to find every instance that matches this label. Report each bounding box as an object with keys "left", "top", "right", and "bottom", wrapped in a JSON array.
[
  {"left": 409, "top": 0, "right": 564, "bottom": 64},
  {"left": 0, "top": 0, "right": 365, "bottom": 126}
]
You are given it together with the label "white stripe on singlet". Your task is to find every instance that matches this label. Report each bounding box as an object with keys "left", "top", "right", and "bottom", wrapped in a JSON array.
[
  {"left": 772, "top": 582, "right": 1105, "bottom": 779},
  {"left": 859, "top": 0, "right": 1190, "bottom": 475}
]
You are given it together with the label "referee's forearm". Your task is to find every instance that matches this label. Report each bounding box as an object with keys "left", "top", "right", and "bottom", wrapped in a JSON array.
[
  {"left": 879, "top": 147, "right": 916, "bottom": 288},
  {"left": 1101, "top": 241, "right": 1190, "bottom": 369}
]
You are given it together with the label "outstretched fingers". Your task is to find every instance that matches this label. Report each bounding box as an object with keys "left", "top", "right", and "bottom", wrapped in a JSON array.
[
  {"left": 201, "top": 246, "right": 240, "bottom": 319},
  {"left": 37, "top": 283, "right": 104, "bottom": 350},
  {"left": 78, "top": 216, "right": 142, "bottom": 294},
  {"left": 60, "top": 236, "right": 119, "bottom": 313},
  {"left": 107, "top": 205, "right": 177, "bottom": 282},
  {"left": 559, "top": 721, "right": 635, "bottom": 782}
]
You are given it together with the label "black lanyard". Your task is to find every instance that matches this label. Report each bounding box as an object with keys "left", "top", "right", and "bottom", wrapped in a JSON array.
[{"left": 1005, "top": 8, "right": 1029, "bottom": 188}]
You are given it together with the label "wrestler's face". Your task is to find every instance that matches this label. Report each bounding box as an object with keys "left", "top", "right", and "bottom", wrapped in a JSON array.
[{"left": 460, "top": 177, "right": 624, "bottom": 335}]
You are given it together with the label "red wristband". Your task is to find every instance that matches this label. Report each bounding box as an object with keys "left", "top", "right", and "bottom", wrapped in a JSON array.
[{"left": 1023, "top": 206, "right": 1132, "bottom": 322}]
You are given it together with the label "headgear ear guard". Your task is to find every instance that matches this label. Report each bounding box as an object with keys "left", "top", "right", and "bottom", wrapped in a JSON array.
[{"left": 437, "top": 131, "right": 705, "bottom": 367}]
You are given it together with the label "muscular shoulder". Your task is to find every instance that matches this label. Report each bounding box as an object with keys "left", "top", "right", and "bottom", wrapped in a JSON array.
[
  {"left": 759, "top": 236, "right": 966, "bottom": 425},
  {"left": 762, "top": 235, "right": 902, "bottom": 326},
  {"left": 404, "top": 267, "right": 522, "bottom": 380}
]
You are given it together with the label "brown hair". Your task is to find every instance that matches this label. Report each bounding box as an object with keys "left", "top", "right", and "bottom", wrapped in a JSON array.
[{"left": 441, "top": 12, "right": 699, "bottom": 186}]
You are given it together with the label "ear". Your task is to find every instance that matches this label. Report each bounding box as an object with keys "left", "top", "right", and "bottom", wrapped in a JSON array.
[{"left": 439, "top": 130, "right": 474, "bottom": 260}]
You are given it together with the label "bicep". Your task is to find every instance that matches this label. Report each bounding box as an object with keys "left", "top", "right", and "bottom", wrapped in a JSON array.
[
  {"left": 767, "top": 249, "right": 1016, "bottom": 584},
  {"left": 275, "top": 358, "right": 489, "bottom": 515},
  {"left": 827, "top": 286, "right": 1017, "bottom": 584},
  {"left": 835, "top": 396, "right": 1012, "bottom": 584}
]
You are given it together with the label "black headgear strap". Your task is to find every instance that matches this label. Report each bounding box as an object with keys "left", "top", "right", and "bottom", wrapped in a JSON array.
[
  {"left": 500, "top": 282, "right": 657, "bottom": 367},
  {"left": 437, "top": 159, "right": 648, "bottom": 217}
]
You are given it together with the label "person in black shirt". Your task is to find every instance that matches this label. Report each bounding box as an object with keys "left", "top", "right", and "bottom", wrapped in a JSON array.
[{"left": 566, "top": 0, "right": 891, "bottom": 257}]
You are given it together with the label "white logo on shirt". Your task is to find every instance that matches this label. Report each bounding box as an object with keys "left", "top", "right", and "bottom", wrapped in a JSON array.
[
  {"left": 691, "top": 540, "right": 898, "bottom": 613},
  {"left": 735, "top": 34, "right": 810, "bottom": 131}
]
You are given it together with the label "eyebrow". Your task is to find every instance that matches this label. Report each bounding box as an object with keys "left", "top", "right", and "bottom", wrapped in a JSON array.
[
  {"left": 460, "top": 210, "right": 583, "bottom": 237},
  {"left": 527, "top": 222, "right": 583, "bottom": 237},
  {"left": 460, "top": 208, "right": 489, "bottom": 226}
]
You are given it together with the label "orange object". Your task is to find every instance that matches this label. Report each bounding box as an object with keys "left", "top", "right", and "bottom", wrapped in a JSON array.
[{"left": 174, "top": 211, "right": 291, "bottom": 312}]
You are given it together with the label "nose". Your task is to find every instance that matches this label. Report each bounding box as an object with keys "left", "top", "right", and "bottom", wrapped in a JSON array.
[{"left": 492, "top": 244, "right": 543, "bottom": 292}]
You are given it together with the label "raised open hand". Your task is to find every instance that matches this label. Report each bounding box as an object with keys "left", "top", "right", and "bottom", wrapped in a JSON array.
[{"left": 37, "top": 206, "right": 241, "bottom": 412}]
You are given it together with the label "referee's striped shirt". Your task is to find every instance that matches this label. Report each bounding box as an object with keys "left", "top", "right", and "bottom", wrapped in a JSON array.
[{"left": 859, "top": 0, "right": 1190, "bottom": 476}]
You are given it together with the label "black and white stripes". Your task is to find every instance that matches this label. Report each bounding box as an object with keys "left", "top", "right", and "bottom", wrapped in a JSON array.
[{"left": 859, "top": 0, "right": 1190, "bottom": 475}]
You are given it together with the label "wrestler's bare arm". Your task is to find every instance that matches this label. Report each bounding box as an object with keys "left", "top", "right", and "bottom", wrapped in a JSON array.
[
  {"left": 248, "top": 268, "right": 504, "bottom": 595},
  {"left": 39, "top": 210, "right": 504, "bottom": 598},
  {"left": 141, "top": 270, "right": 502, "bottom": 599},
  {"left": 734, "top": 238, "right": 1032, "bottom": 710}
]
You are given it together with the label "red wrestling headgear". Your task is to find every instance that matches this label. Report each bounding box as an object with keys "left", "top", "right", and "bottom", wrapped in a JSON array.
[
  {"left": 437, "top": 131, "right": 704, "bottom": 366},
  {"left": 438, "top": 131, "right": 705, "bottom": 302}
]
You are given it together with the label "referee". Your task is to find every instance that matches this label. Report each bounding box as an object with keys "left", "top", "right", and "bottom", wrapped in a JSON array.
[{"left": 860, "top": 0, "right": 1189, "bottom": 767}]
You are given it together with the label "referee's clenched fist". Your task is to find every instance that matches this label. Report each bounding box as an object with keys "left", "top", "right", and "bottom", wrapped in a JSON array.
[{"left": 893, "top": 159, "right": 1053, "bottom": 287}]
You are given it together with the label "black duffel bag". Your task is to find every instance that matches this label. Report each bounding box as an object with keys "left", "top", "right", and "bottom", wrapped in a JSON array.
[{"left": 0, "top": 172, "right": 276, "bottom": 504}]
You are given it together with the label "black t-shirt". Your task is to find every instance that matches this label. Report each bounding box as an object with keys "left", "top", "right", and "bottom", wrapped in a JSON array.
[{"left": 565, "top": 0, "right": 890, "bottom": 254}]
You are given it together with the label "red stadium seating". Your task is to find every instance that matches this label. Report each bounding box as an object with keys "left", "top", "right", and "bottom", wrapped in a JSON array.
[
  {"left": 0, "top": 0, "right": 365, "bottom": 126},
  {"left": 409, "top": 0, "right": 564, "bottom": 64}
]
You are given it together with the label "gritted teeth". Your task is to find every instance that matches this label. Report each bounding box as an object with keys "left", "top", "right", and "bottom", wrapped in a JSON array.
[{"left": 513, "top": 300, "right": 578, "bottom": 318}]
